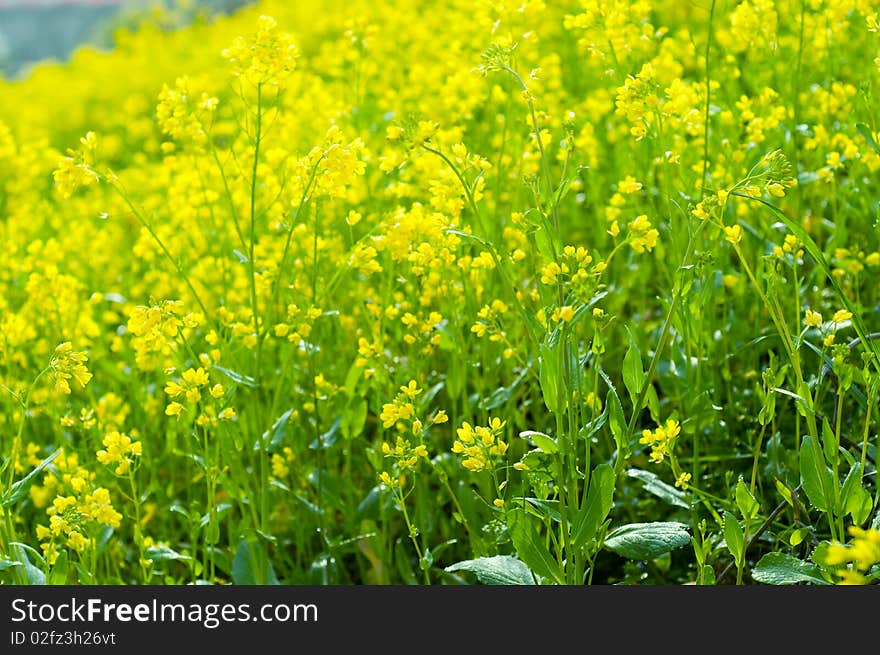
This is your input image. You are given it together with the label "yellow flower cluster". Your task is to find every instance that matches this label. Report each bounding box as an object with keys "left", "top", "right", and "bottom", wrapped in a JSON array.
[
  {"left": 825, "top": 527, "right": 880, "bottom": 585},
  {"left": 221, "top": 15, "right": 298, "bottom": 87},
  {"left": 96, "top": 431, "right": 143, "bottom": 475},
  {"left": 452, "top": 417, "right": 508, "bottom": 472},
  {"left": 31, "top": 451, "right": 122, "bottom": 564},
  {"left": 639, "top": 418, "right": 681, "bottom": 464},
  {"left": 127, "top": 300, "right": 201, "bottom": 370},
  {"left": 49, "top": 342, "right": 93, "bottom": 395}
]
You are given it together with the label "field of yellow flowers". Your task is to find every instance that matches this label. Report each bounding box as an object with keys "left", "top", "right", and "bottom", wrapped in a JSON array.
[{"left": 0, "top": 0, "right": 878, "bottom": 585}]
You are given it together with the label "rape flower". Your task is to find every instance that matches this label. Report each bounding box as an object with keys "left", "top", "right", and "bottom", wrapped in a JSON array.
[
  {"left": 804, "top": 309, "right": 822, "bottom": 327},
  {"left": 96, "top": 431, "right": 142, "bottom": 475},
  {"left": 452, "top": 418, "right": 508, "bottom": 472},
  {"left": 724, "top": 225, "right": 744, "bottom": 245},
  {"left": 832, "top": 309, "right": 852, "bottom": 324},
  {"left": 222, "top": 15, "right": 298, "bottom": 87},
  {"left": 50, "top": 342, "right": 93, "bottom": 395}
]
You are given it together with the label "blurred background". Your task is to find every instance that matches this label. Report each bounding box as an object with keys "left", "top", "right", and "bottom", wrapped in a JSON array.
[{"left": 0, "top": 0, "right": 251, "bottom": 78}]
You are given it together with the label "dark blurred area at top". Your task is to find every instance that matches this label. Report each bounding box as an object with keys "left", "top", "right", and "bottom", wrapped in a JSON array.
[{"left": 0, "top": 0, "right": 253, "bottom": 79}]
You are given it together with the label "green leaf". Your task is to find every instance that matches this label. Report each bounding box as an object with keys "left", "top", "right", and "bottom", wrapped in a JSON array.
[
  {"left": 2, "top": 448, "right": 60, "bottom": 507},
  {"left": 445, "top": 556, "right": 535, "bottom": 585},
  {"left": 47, "top": 550, "right": 68, "bottom": 586},
  {"left": 775, "top": 479, "right": 794, "bottom": 507},
  {"left": 341, "top": 397, "right": 368, "bottom": 440},
  {"left": 735, "top": 479, "right": 759, "bottom": 520},
  {"left": 622, "top": 332, "right": 645, "bottom": 406},
  {"left": 603, "top": 521, "right": 690, "bottom": 560},
  {"left": 539, "top": 340, "right": 561, "bottom": 414},
  {"left": 259, "top": 409, "right": 294, "bottom": 451},
  {"left": 821, "top": 419, "right": 838, "bottom": 466},
  {"left": 213, "top": 365, "right": 258, "bottom": 389},
  {"left": 606, "top": 387, "right": 628, "bottom": 466},
  {"left": 145, "top": 545, "right": 192, "bottom": 563},
  {"left": 519, "top": 430, "right": 558, "bottom": 454},
  {"left": 573, "top": 463, "right": 615, "bottom": 549},
  {"left": 627, "top": 468, "right": 689, "bottom": 509},
  {"left": 856, "top": 122, "right": 880, "bottom": 155},
  {"left": 11, "top": 545, "right": 45, "bottom": 585},
  {"left": 751, "top": 552, "right": 829, "bottom": 585},
  {"left": 507, "top": 508, "right": 563, "bottom": 584},
  {"left": 800, "top": 435, "right": 833, "bottom": 512},
  {"left": 839, "top": 463, "right": 873, "bottom": 524},
  {"left": 232, "top": 538, "right": 279, "bottom": 585},
  {"left": 723, "top": 511, "right": 744, "bottom": 562}
]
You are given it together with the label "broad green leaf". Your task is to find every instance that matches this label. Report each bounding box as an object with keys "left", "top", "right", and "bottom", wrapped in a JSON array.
[
  {"left": 48, "top": 550, "right": 68, "bottom": 586},
  {"left": 735, "top": 479, "right": 759, "bottom": 520},
  {"left": 525, "top": 498, "right": 561, "bottom": 523},
  {"left": 539, "top": 341, "right": 561, "bottom": 414},
  {"left": 622, "top": 332, "right": 645, "bottom": 406},
  {"left": 626, "top": 468, "right": 689, "bottom": 509},
  {"left": 723, "top": 511, "right": 744, "bottom": 562},
  {"left": 507, "top": 508, "right": 563, "bottom": 584},
  {"left": 856, "top": 122, "right": 880, "bottom": 155},
  {"left": 751, "top": 552, "right": 829, "bottom": 585},
  {"left": 519, "top": 430, "right": 558, "bottom": 454},
  {"left": 145, "top": 545, "right": 192, "bottom": 563},
  {"left": 341, "top": 397, "right": 368, "bottom": 440},
  {"left": 12, "top": 545, "right": 45, "bottom": 585},
  {"left": 606, "top": 387, "right": 628, "bottom": 466},
  {"left": 839, "top": 463, "right": 873, "bottom": 524},
  {"left": 800, "top": 435, "right": 833, "bottom": 512},
  {"left": 2, "top": 448, "right": 60, "bottom": 507},
  {"left": 445, "top": 556, "right": 535, "bottom": 585},
  {"left": 573, "top": 463, "right": 615, "bottom": 548},
  {"left": 775, "top": 479, "right": 794, "bottom": 507},
  {"left": 821, "top": 419, "right": 838, "bottom": 466},
  {"left": 603, "top": 521, "right": 690, "bottom": 560},
  {"left": 232, "top": 538, "right": 279, "bottom": 585}
]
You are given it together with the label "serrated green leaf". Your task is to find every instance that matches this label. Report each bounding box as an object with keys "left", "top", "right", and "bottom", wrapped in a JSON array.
[
  {"left": 445, "top": 555, "right": 535, "bottom": 585},
  {"left": 604, "top": 521, "right": 690, "bottom": 560},
  {"left": 751, "top": 552, "right": 829, "bottom": 585}
]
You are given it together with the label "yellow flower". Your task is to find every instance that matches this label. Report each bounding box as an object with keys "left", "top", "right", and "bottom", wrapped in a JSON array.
[
  {"left": 724, "top": 225, "right": 744, "bottom": 245},
  {"left": 832, "top": 309, "right": 852, "bottom": 324},
  {"left": 804, "top": 309, "right": 823, "bottom": 327}
]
